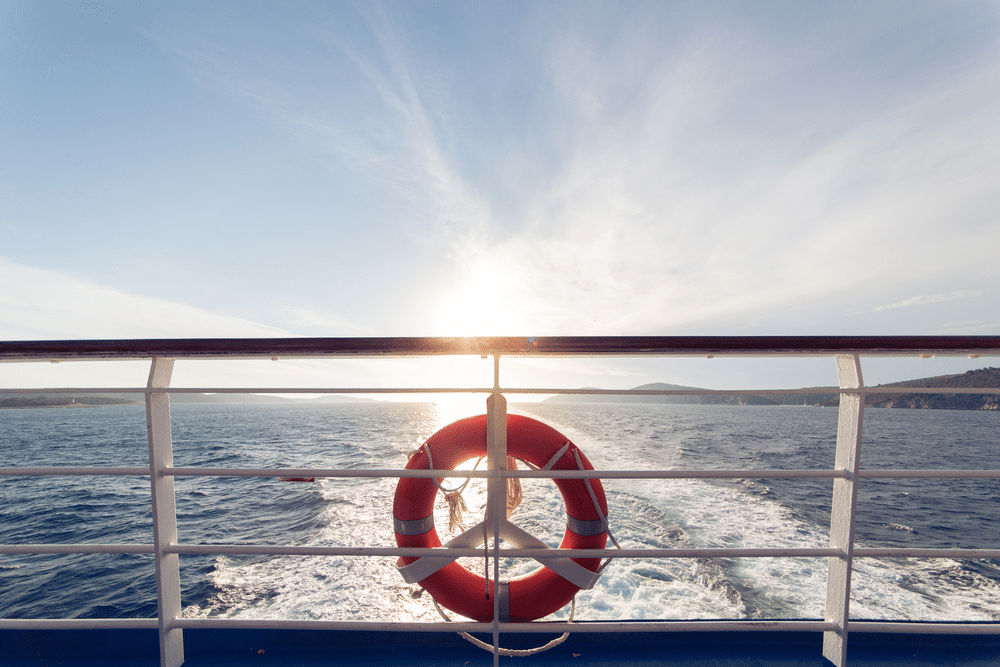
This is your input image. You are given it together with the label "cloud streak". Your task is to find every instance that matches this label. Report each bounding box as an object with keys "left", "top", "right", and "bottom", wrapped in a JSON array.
[
  {"left": 104, "top": 3, "right": 1000, "bottom": 336},
  {"left": 0, "top": 259, "right": 290, "bottom": 340},
  {"left": 436, "top": 3, "right": 1000, "bottom": 334},
  {"left": 873, "top": 291, "right": 985, "bottom": 312}
]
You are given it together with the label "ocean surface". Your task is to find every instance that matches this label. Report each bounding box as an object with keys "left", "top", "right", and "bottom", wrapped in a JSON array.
[{"left": 1, "top": 401, "right": 999, "bottom": 623}]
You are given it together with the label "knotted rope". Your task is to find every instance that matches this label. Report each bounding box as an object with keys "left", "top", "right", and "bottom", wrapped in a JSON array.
[
  {"left": 411, "top": 446, "right": 523, "bottom": 531},
  {"left": 506, "top": 456, "right": 522, "bottom": 518},
  {"left": 411, "top": 444, "right": 484, "bottom": 531}
]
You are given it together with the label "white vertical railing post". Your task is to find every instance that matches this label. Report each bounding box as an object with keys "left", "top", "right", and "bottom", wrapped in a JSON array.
[
  {"left": 486, "top": 354, "right": 507, "bottom": 667},
  {"left": 146, "top": 357, "right": 183, "bottom": 667},
  {"left": 823, "top": 354, "right": 865, "bottom": 666}
]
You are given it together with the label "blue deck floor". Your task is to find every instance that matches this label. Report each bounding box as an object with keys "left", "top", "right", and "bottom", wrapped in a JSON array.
[{"left": 4, "top": 629, "right": 1000, "bottom": 667}]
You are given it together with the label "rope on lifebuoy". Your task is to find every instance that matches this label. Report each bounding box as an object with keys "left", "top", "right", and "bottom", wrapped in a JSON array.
[
  {"left": 415, "top": 443, "right": 483, "bottom": 531},
  {"left": 506, "top": 455, "right": 522, "bottom": 518}
]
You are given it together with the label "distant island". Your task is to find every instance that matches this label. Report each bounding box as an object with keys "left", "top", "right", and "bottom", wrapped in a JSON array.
[
  {"left": 542, "top": 382, "right": 834, "bottom": 407},
  {"left": 0, "top": 394, "right": 140, "bottom": 409},
  {"left": 843, "top": 367, "right": 1000, "bottom": 410},
  {"left": 168, "top": 393, "right": 375, "bottom": 405},
  {"left": 0, "top": 392, "right": 375, "bottom": 409},
  {"left": 4, "top": 368, "right": 998, "bottom": 410},
  {"left": 542, "top": 367, "right": 1000, "bottom": 411}
]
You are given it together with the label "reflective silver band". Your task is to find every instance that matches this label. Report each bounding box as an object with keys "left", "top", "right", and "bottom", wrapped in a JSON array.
[
  {"left": 566, "top": 515, "right": 606, "bottom": 536},
  {"left": 497, "top": 581, "right": 510, "bottom": 623},
  {"left": 394, "top": 513, "right": 435, "bottom": 536}
]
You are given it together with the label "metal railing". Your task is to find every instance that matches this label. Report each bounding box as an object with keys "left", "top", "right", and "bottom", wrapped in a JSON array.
[{"left": 2, "top": 336, "right": 1000, "bottom": 667}]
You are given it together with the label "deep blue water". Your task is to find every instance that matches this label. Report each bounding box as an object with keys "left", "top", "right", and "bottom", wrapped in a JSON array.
[{"left": 1, "top": 401, "right": 998, "bottom": 623}]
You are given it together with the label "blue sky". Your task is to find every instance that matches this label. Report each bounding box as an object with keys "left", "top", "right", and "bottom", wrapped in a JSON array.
[{"left": 2, "top": 1, "right": 998, "bottom": 391}]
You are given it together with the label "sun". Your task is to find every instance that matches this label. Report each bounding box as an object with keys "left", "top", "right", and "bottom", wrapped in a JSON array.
[{"left": 431, "top": 254, "right": 533, "bottom": 336}]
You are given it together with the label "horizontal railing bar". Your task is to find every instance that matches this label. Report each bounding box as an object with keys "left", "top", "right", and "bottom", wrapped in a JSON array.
[
  {"left": 10, "top": 544, "right": 996, "bottom": 560},
  {"left": 9, "top": 543, "right": 996, "bottom": 560},
  {"left": 3, "top": 335, "right": 1000, "bottom": 361},
  {"left": 0, "top": 387, "right": 147, "bottom": 394},
  {"left": 166, "top": 544, "right": 843, "bottom": 558},
  {"left": 158, "top": 387, "right": 492, "bottom": 394},
  {"left": 169, "top": 618, "right": 839, "bottom": 633},
  {"left": 857, "top": 470, "right": 1000, "bottom": 479},
  {"left": 5, "top": 618, "right": 995, "bottom": 634},
  {"left": 854, "top": 548, "right": 1000, "bottom": 558},
  {"left": 172, "top": 618, "right": 492, "bottom": 633},
  {"left": 0, "top": 544, "right": 154, "bottom": 555},
  {"left": 4, "top": 385, "right": 999, "bottom": 396},
  {"left": 506, "top": 387, "right": 1000, "bottom": 395},
  {"left": 0, "top": 387, "right": 495, "bottom": 395},
  {"left": 162, "top": 466, "right": 849, "bottom": 480},
  {"left": 0, "top": 466, "right": 149, "bottom": 477},
  {"left": 165, "top": 467, "right": 491, "bottom": 478},
  {"left": 855, "top": 387, "right": 1000, "bottom": 395},
  {"left": 503, "top": 469, "right": 846, "bottom": 479},
  {"left": 0, "top": 618, "right": 160, "bottom": 630},
  {"left": 849, "top": 621, "right": 1000, "bottom": 634},
  {"left": 0, "top": 387, "right": 170, "bottom": 394},
  {"left": 9, "top": 466, "right": 996, "bottom": 481}
]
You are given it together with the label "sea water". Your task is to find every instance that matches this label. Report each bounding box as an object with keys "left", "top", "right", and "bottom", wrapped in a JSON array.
[{"left": 1, "top": 401, "right": 998, "bottom": 623}]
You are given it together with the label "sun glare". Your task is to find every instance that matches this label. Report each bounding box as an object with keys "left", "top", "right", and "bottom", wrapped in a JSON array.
[
  {"left": 430, "top": 393, "right": 491, "bottom": 430},
  {"left": 432, "top": 255, "right": 533, "bottom": 336}
]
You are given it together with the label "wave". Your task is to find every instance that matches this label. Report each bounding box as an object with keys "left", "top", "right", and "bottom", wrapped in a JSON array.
[{"left": 883, "top": 523, "right": 915, "bottom": 532}]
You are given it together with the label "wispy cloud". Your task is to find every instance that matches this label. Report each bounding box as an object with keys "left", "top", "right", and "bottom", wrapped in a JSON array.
[
  {"left": 440, "top": 3, "right": 1000, "bottom": 334},
  {"left": 873, "top": 291, "right": 985, "bottom": 312},
  {"left": 0, "top": 259, "right": 290, "bottom": 340},
  {"left": 148, "top": 2, "right": 1000, "bottom": 336},
  {"left": 160, "top": 2, "right": 494, "bottom": 250}
]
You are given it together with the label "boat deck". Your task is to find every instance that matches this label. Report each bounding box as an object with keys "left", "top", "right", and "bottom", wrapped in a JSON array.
[{"left": 5, "top": 629, "right": 1000, "bottom": 667}]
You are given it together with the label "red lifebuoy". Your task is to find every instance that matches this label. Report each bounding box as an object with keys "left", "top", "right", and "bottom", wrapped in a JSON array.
[{"left": 393, "top": 414, "right": 608, "bottom": 622}]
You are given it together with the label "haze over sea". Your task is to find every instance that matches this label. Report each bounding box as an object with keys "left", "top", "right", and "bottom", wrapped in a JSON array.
[{"left": 2, "top": 401, "right": 998, "bottom": 624}]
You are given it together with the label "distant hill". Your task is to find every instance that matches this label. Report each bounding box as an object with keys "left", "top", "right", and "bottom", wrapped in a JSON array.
[
  {"left": 820, "top": 367, "right": 1000, "bottom": 410},
  {"left": 0, "top": 393, "right": 142, "bottom": 409},
  {"left": 169, "top": 393, "right": 375, "bottom": 404},
  {"left": 6, "top": 368, "right": 999, "bottom": 411},
  {"left": 543, "top": 382, "right": 837, "bottom": 407},
  {"left": 0, "top": 392, "right": 374, "bottom": 409},
  {"left": 543, "top": 368, "right": 1000, "bottom": 411},
  {"left": 542, "top": 382, "right": 702, "bottom": 404}
]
